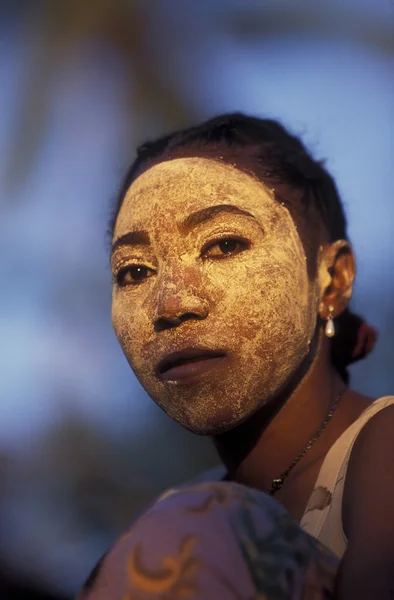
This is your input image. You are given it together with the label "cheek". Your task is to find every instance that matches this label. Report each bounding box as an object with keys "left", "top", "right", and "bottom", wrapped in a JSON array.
[
  {"left": 112, "top": 292, "right": 151, "bottom": 369},
  {"left": 256, "top": 253, "right": 313, "bottom": 330},
  {"left": 214, "top": 246, "right": 316, "bottom": 351}
]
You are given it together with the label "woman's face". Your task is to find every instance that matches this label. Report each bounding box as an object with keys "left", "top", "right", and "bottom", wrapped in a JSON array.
[{"left": 111, "top": 158, "right": 320, "bottom": 434}]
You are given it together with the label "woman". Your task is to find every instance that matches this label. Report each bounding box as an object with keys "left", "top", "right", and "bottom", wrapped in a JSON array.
[{"left": 77, "top": 114, "right": 391, "bottom": 599}]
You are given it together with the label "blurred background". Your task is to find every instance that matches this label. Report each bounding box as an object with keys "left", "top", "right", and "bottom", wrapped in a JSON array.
[{"left": 0, "top": 0, "right": 393, "bottom": 597}]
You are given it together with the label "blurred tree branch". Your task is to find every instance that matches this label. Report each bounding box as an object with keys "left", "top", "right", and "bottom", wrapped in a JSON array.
[
  {"left": 3, "top": 0, "right": 393, "bottom": 192},
  {"left": 227, "top": 3, "right": 394, "bottom": 55},
  {"left": 4, "top": 0, "right": 192, "bottom": 193}
]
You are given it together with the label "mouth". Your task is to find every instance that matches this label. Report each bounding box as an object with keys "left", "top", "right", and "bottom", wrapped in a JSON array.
[{"left": 156, "top": 348, "right": 228, "bottom": 383}]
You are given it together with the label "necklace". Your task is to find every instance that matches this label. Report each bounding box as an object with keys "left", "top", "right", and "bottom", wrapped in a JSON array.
[{"left": 268, "top": 387, "right": 346, "bottom": 496}]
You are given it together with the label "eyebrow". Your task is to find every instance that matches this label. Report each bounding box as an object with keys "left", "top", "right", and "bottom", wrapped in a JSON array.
[
  {"left": 111, "top": 204, "right": 258, "bottom": 254},
  {"left": 180, "top": 204, "right": 257, "bottom": 232},
  {"left": 111, "top": 230, "right": 150, "bottom": 253}
]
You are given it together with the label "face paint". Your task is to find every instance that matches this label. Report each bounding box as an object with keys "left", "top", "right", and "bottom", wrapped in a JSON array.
[{"left": 111, "top": 158, "right": 320, "bottom": 434}]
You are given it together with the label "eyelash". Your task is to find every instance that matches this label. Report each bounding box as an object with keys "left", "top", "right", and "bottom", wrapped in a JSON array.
[
  {"left": 113, "top": 236, "right": 250, "bottom": 288},
  {"left": 114, "top": 265, "right": 155, "bottom": 288},
  {"left": 201, "top": 235, "right": 250, "bottom": 260}
]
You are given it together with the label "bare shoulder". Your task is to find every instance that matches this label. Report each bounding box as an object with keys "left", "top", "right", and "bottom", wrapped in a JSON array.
[
  {"left": 337, "top": 401, "right": 394, "bottom": 597},
  {"left": 343, "top": 399, "right": 394, "bottom": 541}
]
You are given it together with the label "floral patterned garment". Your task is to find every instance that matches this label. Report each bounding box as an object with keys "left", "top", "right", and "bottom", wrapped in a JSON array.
[{"left": 77, "top": 482, "right": 338, "bottom": 600}]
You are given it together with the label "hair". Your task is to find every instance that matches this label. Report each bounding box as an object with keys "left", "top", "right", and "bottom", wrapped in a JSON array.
[{"left": 110, "top": 112, "right": 375, "bottom": 383}]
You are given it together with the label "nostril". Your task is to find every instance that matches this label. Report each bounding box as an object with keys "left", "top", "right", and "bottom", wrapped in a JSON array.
[
  {"left": 154, "top": 312, "right": 207, "bottom": 333},
  {"left": 179, "top": 312, "right": 206, "bottom": 323},
  {"left": 154, "top": 317, "right": 181, "bottom": 332}
]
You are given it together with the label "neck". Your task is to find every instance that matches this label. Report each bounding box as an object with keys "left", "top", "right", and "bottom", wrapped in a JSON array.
[{"left": 213, "top": 330, "right": 345, "bottom": 492}]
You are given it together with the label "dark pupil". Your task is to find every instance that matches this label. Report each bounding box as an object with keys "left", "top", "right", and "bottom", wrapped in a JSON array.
[
  {"left": 132, "top": 267, "right": 147, "bottom": 280},
  {"left": 219, "top": 240, "right": 237, "bottom": 254}
]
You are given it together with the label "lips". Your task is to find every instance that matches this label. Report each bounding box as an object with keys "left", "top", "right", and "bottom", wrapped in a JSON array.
[{"left": 156, "top": 348, "right": 227, "bottom": 382}]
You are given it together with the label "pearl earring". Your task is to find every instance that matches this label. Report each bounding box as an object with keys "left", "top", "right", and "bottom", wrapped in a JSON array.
[{"left": 325, "top": 306, "right": 335, "bottom": 338}]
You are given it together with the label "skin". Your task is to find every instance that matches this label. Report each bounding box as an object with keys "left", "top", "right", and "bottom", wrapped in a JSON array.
[
  {"left": 112, "top": 157, "right": 322, "bottom": 435},
  {"left": 111, "top": 157, "right": 371, "bottom": 510},
  {"left": 109, "top": 156, "right": 394, "bottom": 599}
]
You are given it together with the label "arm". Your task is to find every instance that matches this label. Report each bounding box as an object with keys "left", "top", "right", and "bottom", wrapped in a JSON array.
[{"left": 336, "top": 405, "right": 394, "bottom": 599}]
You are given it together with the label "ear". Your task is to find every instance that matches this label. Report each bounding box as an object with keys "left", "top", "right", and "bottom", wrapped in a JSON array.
[{"left": 318, "top": 240, "right": 356, "bottom": 319}]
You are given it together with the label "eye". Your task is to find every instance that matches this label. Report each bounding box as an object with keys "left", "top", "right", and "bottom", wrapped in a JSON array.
[
  {"left": 115, "top": 265, "right": 155, "bottom": 287},
  {"left": 202, "top": 237, "right": 249, "bottom": 259}
]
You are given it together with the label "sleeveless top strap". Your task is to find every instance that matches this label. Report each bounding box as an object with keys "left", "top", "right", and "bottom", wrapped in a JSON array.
[{"left": 300, "top": 396, "right": 394, "bottom": 557}]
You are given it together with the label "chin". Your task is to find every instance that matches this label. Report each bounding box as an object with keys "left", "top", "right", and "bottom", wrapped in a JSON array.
[{"left": 168, "top": 404, "right": 253, "bottom": 437}]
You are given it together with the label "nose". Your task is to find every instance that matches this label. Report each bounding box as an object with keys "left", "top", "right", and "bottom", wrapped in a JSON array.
[{"left": 152, "top": 270, "right": 209, "bottom": 332}]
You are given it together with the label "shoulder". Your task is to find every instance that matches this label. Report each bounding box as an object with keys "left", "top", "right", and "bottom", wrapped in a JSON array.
[
  {"left": 339, "top": 402, "right": 394, "bottom": 584},
  {"left": 75, "top": 482, "right": 240, "bottom": 599},
  {"left": 76, "top": 482, "right": 233, "bottom": 599},
  {"left": 335, "top": 401, "right": 394, "bottom": 596},
  {"left": 77, "top": 481, "right": 336, "bottom": 599},
  {"left": 343, "top": 401, "right": 394, "bottom": 537}
]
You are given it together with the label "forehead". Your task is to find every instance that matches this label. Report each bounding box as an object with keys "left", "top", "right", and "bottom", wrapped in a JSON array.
[{"left": 114, "top": 157, "right": 283, "bottom": 239}]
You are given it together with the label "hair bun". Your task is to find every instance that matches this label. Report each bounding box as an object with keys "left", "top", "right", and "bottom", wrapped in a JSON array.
[
  {"left": 351, "top": 321, "right": 378, "bottom": 362},
  {"left": 330, "top": 308, "right": 378, "bottom": 383}
]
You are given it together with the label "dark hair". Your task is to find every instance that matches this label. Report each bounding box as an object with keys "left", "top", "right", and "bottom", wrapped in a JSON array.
[{"left": 110, "top": 112, "right": 375, "bottom": 382}]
